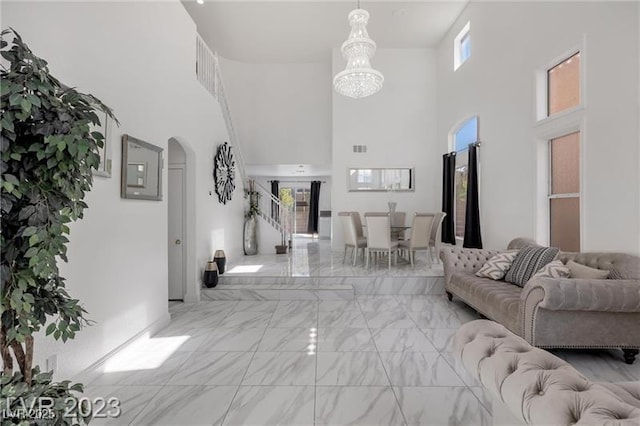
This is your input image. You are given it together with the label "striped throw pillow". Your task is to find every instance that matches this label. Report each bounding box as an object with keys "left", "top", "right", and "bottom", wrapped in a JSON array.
[
  {"left": 475, "top": 250, "right": 520, "bottom": 280},
  {"left": 505, "top": 246, "right": 560, "bottom": 287},
  {"left": 530, "top": 260, "right": 570, "bottom": 281}
]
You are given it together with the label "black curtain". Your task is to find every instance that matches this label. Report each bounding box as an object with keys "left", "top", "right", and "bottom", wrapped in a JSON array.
[
  {"left": 441, "top": 153, "right": 456, "bottom": 244},
  {"left": 307, "top": 181, "right": 321, "bottom": 234},
  {"left": 270, "top": 180, "right": 279, "bottom": 222},
  {"left": 463, "top": 144, "right": 483, "bottom": 248}
]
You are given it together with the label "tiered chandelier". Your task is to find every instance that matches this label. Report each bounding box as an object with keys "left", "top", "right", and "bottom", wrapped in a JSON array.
[{"left": 333, "top": 6, "right": 384, "bottom": 99}]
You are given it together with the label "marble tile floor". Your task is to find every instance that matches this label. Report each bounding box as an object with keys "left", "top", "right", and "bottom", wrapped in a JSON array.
[
  {"left": 220, "top": 237, "right": 444, "bottom": 280},
  {"left": 84, "top": 296, "right": 640, "bottom": 426}
]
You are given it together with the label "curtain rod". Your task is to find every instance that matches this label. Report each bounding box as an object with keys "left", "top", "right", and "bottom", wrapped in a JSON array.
[
  {"left": 268, "top": 180, "right": 327, "bottom": 184},
  {"left": 449, "top": 140, "right": 482, "bottom": 155}
]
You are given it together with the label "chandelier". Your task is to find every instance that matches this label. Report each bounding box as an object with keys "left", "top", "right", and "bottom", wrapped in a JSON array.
[{"left": 333, "top": 7, "right": 384, "bottom": 99}]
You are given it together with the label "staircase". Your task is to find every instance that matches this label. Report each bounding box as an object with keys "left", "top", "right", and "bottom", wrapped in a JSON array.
[{"left": 198, "top": 34, "right": 292, "bottom": 244}]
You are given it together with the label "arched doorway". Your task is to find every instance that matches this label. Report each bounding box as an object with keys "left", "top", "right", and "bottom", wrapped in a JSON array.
[{"left": 167, "top": 137, "right": 197, "bottom": 302}]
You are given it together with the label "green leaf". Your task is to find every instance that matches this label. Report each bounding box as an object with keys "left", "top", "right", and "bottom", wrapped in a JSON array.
[
  {"left": 9, "top": 92, "right": 22, "bottom": 106},
  {"left": 20, "top": 98, "right": 31, "bottom": 113},
  {"left": 22, "top": 226, "right": 38, "bottom": 237},
  {"left": 29, "top": 233, "right": 39, "bottom": 246},
  {"left": 57, "top": 139, "right": 66, "bottom": 151},
  {"left": 45, "top": 323, "right": 56, "bottom": 336},
  {"left": 26, "top": 93, "right": 41, "bottom": 107}
]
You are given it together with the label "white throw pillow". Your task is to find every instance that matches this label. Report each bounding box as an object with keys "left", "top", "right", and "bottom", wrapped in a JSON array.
[
  {"left": 530, "top": 259, "right": 570, "bottom": 281},
  {"left": 476, "top": 250, "right": 519, "bottom": 280}
]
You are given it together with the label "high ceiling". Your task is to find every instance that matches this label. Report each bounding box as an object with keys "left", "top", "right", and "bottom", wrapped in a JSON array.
[{"left": 182, "top": 1, "right": 469, "bottom": 63}]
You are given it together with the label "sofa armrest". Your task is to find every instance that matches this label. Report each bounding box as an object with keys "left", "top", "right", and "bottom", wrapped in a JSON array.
[
  {"left": 455, "top": 320, "right": 640, "bottom": 425},
  {"left": 521, "top": 277, "right": 640, "bottom": 313},
  {"left": 440, "top": 246, "right": 500, "bottom": 287}
]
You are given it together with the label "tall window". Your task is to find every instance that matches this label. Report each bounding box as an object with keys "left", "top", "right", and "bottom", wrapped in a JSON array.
[
  {"left": 549, "top": 132, "right": 580, "bottom": 251},
  {"left": 454, "top": 21, "right": 471, "bottom": 71},
  {"left": 452, "top": 116, "right": 479, "bottom": 239},
  {"left": 547, "top": 52, "right": 580, "bottom": 116}
]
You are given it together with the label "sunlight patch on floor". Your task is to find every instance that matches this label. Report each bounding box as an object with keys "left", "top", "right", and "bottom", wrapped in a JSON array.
[
  {"left": 103, "top": 335, "right": 189, "bottom": 373},
  {"left": 227, "top": 265, "right": 264, "bottom": 274}
]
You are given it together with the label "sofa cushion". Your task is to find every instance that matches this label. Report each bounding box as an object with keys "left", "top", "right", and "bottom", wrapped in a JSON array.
[
  {"left": 449, "top": 272, "right": 521, "bottom": 333},
  {"left": 531, "top": 259, "right": 570, "bottom": 280},
  {"left": 567, "top": 260, "right": 610, "bottom": 279},
  {"left": 505, "top": 245, "right": 559, "bottom": 287},
  {"left": 475, "top": 250, "right": 519, "bottom": 280}
]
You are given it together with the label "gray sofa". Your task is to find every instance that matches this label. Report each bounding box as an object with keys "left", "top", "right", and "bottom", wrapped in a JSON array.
[
  {"left": 456, "top": 320, "right": 640, "bottom": 425},
  {"left": 440, "top": 238, "right": 640, "bottom": 363}
]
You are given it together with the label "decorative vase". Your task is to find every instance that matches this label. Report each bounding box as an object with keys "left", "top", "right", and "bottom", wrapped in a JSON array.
[
  {"left": 388, "top": 201, "right": 397, "bottom": 214},
  {"left": 213, "top": 250, "right": 226, "bottom": 274},
  {"left": 203, "top": 261, "right": 219, "bottom": 288},
  {"left": 243, "top": 215, "right": 258, "bottom": 255}
]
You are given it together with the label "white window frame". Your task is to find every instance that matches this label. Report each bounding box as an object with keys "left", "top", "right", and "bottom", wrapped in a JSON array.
[
  {"left": 533, "top": 40, "right": 587, "bottom": 248},
  {"left": 534, "top": 39, "right": 586, "bottom": 125},
  {"left": 453, "top": 21, "right": 471, "bottom": 71},
  {"left": 534, "top": 120, "right": 585, "bottom": 249},
  {"left": 448, "top": 115, "right": 480, "bottom": 242}
]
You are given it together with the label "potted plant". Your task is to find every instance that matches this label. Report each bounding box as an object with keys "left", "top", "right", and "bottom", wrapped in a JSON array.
[
  {"left": 1, "top": 29, "right": 117, "bottom": 424},
  {"left": 276, "top": 188, "right": 294, "bottom": 254},
  {"left": 243, "top": 180, "right": 260, "bottom": 255}
]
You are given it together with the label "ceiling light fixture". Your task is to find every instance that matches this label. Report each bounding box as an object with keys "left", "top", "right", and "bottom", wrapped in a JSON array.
[
  {"left": 333, "top": 1, "right": 384, "bottom": 99},
  {"left": 196, "top": 0, "right": 204, "bottom": 4}
]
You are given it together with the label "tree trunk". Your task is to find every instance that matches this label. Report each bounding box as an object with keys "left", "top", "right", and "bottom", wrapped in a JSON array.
[
  {"left": 10, "top": 340, "right": 26, "bottom": 379},
  {"left": 24, "top": 336, "right": 34, "bottom": 385},
  {"left": 0, "top": 326, "right": 14, "bottom": 375}
]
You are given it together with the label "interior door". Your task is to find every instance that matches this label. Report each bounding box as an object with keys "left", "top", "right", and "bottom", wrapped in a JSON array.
[{"left": 168, "top": 167, "right": 185, "bottom": 300}]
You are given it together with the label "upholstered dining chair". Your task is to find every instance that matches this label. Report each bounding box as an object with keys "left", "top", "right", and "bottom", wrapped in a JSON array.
[
  {"left": 364, "top": 212, "right": 398, "bottom": 269},
  {"left": 399, "top": 213, "right": 435, "bottom": 267},
  {"left": 338, "top": 212, "right": 367, "bottom": 266},
  {"left": 352, "top": 211, "right": 365, "bottom": 239},
  {"left": 428, "top": 212, "right": 447, "bottom": 262}
]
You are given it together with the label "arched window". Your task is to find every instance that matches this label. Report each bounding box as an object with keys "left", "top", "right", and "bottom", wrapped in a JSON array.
[{"left": 450, "top": 116, "right": 479, "bottom": 239}]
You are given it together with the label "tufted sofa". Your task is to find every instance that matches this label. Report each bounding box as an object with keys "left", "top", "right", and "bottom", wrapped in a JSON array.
[
  {"left": 440, "top": 238, "right": 640, "bottom": 363},
  {"left": 455, "top": 320, "right": 640, "bottom": 425}
]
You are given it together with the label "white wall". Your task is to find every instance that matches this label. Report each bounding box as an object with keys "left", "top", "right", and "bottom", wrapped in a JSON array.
[
  {"left": 331, "top": 48, "right": 439, "bottom": 249},
  {"left": 436, "top": 1, "right": 640, "bottom": 254},
  {"left": 2, "top": 1, "right": 245, "bottom": 379},
  {"left": 220, "top": 58, "right": 332, "bottom": 166}
]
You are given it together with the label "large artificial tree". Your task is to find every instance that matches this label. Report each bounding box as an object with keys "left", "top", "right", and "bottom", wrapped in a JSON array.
[{"left": 1, "top": 29, "right": 117, "bottom": 423}]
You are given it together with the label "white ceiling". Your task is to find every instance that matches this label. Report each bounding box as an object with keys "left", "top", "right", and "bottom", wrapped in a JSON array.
[
  {"left": 182, "top": 1, "right": 468, "bottom": 63},
  {"left": 246, "top": 164, "right": 332, "bottom": 177}
]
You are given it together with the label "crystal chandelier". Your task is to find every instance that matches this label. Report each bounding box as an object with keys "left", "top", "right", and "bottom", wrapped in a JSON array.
[{"left": 333, "top": 7, "right": 384, "bottom": 99}]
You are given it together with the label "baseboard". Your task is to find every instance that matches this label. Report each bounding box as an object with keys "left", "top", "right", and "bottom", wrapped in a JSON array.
[{"left": 73, "top": 312, "right": 171, "bottom": 383}]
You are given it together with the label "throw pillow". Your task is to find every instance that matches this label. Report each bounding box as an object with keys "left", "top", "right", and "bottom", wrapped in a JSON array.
[
  {"left": 504, "top": 245, "right": 560, "bottom": 287},
  {"left": 567, "top": 260, "right": 610, "bottom": 279},
  {"left": 475, "top": 250, "right": 520, "bottom": 280},
  {"left": 530, "top": 259, "right": 570, "bottom": 280}
]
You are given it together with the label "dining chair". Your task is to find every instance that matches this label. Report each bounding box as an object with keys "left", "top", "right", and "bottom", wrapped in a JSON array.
[
  {"left": 399, "top": 213, "right": 435, "bottom": 267},
  {"left": 364, "top": 212, "right": 398, "bottom": 269},
  {"left": 428, "top": 212, "right": 447, "bottom": 263},
  {"left": 352, "top": 211, "right": 365, "bottom": 239},
  {"left": 338, "top": 212, "right": 367, "bottom": 266}
]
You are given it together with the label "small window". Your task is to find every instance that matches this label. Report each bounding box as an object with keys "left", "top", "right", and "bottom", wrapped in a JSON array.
[
  {"left": 453, "top": 116, "right": 478, "bottom": 152},
  {"left": 451, "top": 116, "right": 479, "bottom": 239},
  {"left": 454, "top": 21, "right": 471, "bottom": 71},
  {"left": 548, "top": 52, "right": 580, "bottom": 116},
  {"left": 549, "top": 131, "right": 580, "bottom": 251}
]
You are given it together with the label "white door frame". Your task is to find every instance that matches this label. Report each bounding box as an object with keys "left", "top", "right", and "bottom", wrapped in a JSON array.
[
  {"left": 168, "top": 165, "right": 186, "bottom": 300},
  {"left": 168, "top": 137, "right": 199, "bottom": 302}
]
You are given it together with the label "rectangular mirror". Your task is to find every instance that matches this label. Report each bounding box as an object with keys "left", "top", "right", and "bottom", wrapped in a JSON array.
[
  {"left": 348, "top": 168, "right": 414, "bottom": 192},
  {"left": 121, "top": 134, "right": 163, "bottom": 200}
]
